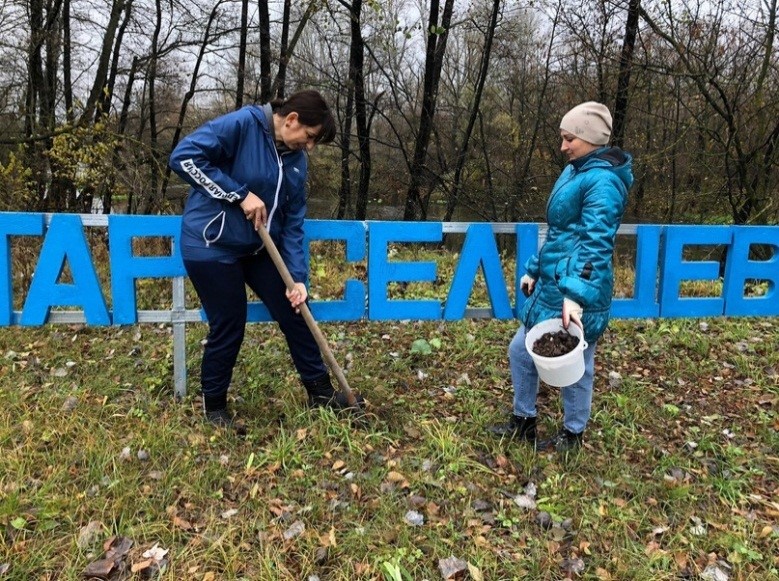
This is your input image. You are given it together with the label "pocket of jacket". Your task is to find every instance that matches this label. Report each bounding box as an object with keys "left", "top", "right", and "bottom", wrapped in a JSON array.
[{"left": 202, "top": 208, "right": 259, "bottom": 249}]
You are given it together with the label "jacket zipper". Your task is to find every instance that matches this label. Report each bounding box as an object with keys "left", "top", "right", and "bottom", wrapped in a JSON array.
[{"left": 259, "top": 144, "right": 285, "bottom": 250}]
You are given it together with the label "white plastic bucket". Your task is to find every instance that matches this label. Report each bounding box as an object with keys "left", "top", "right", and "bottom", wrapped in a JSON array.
[{"left": 525, "top": 318, "right": 588, "bottom": 387}]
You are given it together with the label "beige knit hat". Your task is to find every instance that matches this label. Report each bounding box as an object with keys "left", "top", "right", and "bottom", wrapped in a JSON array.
[{"left": 559, "top": 101, "right": 612, "bottom": 145}]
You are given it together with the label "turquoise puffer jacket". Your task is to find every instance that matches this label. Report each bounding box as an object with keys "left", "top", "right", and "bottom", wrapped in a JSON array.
[{"left": 519, "top": 147, "right": 633, "bottom": 344}]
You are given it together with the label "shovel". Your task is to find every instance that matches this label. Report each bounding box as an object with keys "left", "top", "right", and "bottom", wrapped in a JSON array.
[{"left": 256, "top": 226, "right": 359, "bottom": 407}]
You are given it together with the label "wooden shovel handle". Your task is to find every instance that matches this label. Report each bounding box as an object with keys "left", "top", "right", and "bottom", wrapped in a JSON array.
[{"left": 256, "top": 226, "right": 357, "bottom": 406}]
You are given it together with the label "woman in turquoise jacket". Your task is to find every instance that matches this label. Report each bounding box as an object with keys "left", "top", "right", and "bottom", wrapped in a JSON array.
[{"left": 490, "top": 102, "right": 634, "bottom": 452}]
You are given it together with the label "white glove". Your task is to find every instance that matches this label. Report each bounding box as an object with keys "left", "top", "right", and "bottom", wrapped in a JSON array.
[
  {"left": 520, "top": 274, "right": 536, "bottom": 297},
  {"left": 562, "top": 298, "right": 583, "bottom": 329}
]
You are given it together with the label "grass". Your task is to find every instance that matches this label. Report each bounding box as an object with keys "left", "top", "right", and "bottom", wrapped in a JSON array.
[{"left": 1, "top": 247, "right": 778, "bottom": 579}]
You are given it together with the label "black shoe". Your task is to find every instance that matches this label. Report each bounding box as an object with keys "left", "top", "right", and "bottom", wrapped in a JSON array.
[
  {"left": 309, "top": 391, "right": 366, "bottom": 411},
  {"left": 536, "top": 428, "right": 583, "bottom": 453},
  {"left": 204, "top": 408, "right": 247, "bottom": 435},
  {"left": 303, "top": 375, "right": 365, "bottom": 412},
  {"left": 488, "top": 415, "right": 537, "bottom": 442},
  {"left": 205, "top": 408, "right": 233, "bottom": 427}
]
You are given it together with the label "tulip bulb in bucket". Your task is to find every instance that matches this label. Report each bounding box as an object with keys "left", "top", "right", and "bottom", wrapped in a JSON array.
[{"left": 525, "top": 318, "right": 588, "bottom": 387}]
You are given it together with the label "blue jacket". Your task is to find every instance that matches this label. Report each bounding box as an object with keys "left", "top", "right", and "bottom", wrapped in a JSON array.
[
  {"left": 519, "top": 147, "right": 633, "bottom": 343},
  {"left": 169, "top": 105, "right": 309, "bottom": 283}
]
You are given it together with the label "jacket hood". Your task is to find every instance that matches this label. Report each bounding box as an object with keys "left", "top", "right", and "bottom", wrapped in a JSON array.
[
  {"left": 573, "top": 146, "right": 634, "bottom": 190},
  {"left": 245, "top": 104, "right": 272, "bottom": 135},
  {"left": 248, "top": 103, "right": 294, "bottom": 153}
]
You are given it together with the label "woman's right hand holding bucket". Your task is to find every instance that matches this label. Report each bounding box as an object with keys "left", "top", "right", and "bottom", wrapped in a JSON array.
[{"left": 562, "top": 297, "right": 583, "bottom": 330}]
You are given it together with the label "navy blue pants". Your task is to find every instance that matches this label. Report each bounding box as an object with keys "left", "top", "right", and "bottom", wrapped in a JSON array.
[{"left": 184, "top": 252, "right": 327, "bottom": 401}]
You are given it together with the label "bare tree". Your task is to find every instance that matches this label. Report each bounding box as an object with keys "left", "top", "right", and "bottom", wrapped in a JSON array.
[
  {"left": 443, "top": 0, "right": 502, "bottom": 222},
  {"left": 612, "top": 0, "right": 640, "bottom": 148},
  {"left": 235, "top": 0, "right": 248, "bottom": 108},
  {"left": 77, "top": 0, "right": 129, "bottom": 127},
  {"left": 640, "top": 0, "right": 779, "bottom": 224},
  {"left": 257, "top": 0, "right": 272, "bottom": 101},
  {"left": 402, "top": 0, "right": 455, "bottom": 221}
]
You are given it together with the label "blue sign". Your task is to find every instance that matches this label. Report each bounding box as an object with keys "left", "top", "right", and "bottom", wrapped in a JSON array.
[{"left": 0, "top": 212, "right": 777, "bottom": 326}]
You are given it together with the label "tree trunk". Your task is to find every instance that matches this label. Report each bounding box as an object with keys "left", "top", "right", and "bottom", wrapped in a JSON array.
[
  {"left": 115, "top": 56, "right": 139, "bottom": 213},
  {"left": 510, "top": 0, "right": 561, "bottom": 222},
  {"left": 258, "top": 0, "right": 272, "bottom": 102},
  {"left": 402, "top": 0, "right": 455, "bottom": 221},
  {"left": 612, "top": 0, "right": 639, "bottom": 148},
  {"left": 444, "top": 0, "right": 501, "bottom": 222},
  {"left": 236, "top": 0, "right": 248, "bottom": 109},
  {"left": 95, "top": 0, "right": 133, "bottom": 124},
  {"left": 271, "top": 0, "right": 317, "bottom": 99},
  {"left": 140, "top": 0, "right": 163, "bottom": 214},
  {"left": 336, "top": 0, "right": 370, "bottom": 220},
  {"left": 275, "top": 0, "right": 292, "bottom": 99},
  {"left": 62, "top": 0, "right": 73, "bottom": 123},
  {"left": 77, "top": 0, "right": 127, "bottom": 127},
  {"left": 26, "top": 0, "right": 64, "bottom": 210}
]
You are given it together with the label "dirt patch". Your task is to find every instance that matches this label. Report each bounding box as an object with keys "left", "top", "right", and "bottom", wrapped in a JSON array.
[{"left": 532, "top": 330, "right": 579, "bottom": 357}]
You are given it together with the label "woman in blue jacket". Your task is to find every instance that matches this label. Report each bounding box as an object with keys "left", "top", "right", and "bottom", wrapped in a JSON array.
[
  {"left": 170, "top": 90, "right": 358, "bottom": 428},
  {"left": 489, "top": 102, "right": 634, "bottom": 452}
]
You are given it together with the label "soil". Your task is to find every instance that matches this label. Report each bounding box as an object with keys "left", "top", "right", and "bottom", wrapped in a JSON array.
[{"left": 532, "top": 330, "right": 580, "bottom": 357}]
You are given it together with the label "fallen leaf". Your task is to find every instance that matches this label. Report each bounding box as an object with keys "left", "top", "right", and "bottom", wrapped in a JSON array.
[
  {"left": 408, "top": 494, "right": 427, "bottom": 508},
  {"left": 513, "top": 494, "right": 536, "bottom": 510},
  {"left": 77, "top": 520, "right": 104, "bottom": 548},
  {"left": 315, "top": 546, "right": 328, "bottom": 565},
  {"left": 283, "top": 520, "right": 305, "bottom": 540},
  {"left": 700, "top": 564, "right": 730, "bottom": 581},
  {"left": 467, "top": 562, "right": 483, "bottom": 581},
  {"left": 354, "top": 562, "right": 371, "bottom": 575},
  {"left": 386, "top": 471, "right": 406, "bottom": 482},
  {"left": 82, "top": 557, "right": 118, "bottom": 578},
  {"left": 62, "top": 396, "right": 79, "bottom": 412},
  {"left": 645, "top": 540, "right": 662, "bottom": 556},
  {"left": 142, "top": 543, "right": 169, "bottom": 561},
  {"left": 404, "top": 510, "right": 424, "bottom": 526},
  {"left": 560, "top": 558, "right": 585, "bottom": 574},
  {"left": 550, "top": 526, "right": 566, "bottom": 541},
  {"left": 438, "top": 555, "right": 467, "bottom": 579},
  {"left": 131, "top": 559, "right": 153, "bottom": 573},
  {"left": 104, "top": 536, "right": 134, "bottom": 560}
]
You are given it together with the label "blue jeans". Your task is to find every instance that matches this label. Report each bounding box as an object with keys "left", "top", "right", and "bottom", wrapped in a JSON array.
[{"left": 509, "top": 325, "right": 597, "bottom": 434}]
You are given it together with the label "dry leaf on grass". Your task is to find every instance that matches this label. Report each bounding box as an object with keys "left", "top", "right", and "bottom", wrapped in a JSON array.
[{"left": 438, "top": 555, "right": 467, "bottom": 579}]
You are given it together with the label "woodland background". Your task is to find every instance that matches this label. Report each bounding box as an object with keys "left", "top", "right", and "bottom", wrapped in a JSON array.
[{"left": 0, "top": 0, "right": 778, "bottom": 227}]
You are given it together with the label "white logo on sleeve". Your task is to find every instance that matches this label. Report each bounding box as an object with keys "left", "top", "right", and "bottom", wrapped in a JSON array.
[{"left": 181, "top": 159, "right": 241, "bottom": 202}]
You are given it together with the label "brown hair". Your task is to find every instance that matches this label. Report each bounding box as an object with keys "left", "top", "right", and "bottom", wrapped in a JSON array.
[{"left": 270, "top": 90, "right": 336, "bottom": 144}]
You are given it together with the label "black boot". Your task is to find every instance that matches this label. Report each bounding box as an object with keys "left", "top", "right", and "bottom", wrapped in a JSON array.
[
  {"left": 536, "top": 427, "right": 583, "bottom": 453},
  {"left": 205, "top": 408, "right": 234, "bottom": 427},
  {"left": 303, "top": 375, "right": 364, "bottom": 411},
  {"left": 487, "top": 414, "right": 537, "bottom": 442},
  {"left": 202, "top": 393, "right": 246, "bottom": 434}
]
